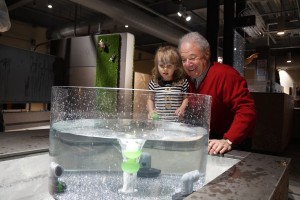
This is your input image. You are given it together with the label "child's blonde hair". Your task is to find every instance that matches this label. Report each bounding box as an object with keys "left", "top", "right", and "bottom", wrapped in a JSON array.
[{"left": 152, "top": 46, "right": 186, "bottom": 84}]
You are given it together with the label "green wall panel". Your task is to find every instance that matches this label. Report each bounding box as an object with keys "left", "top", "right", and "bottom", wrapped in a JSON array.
[
  {"left": 95, "top": 34, "right": 121, "bottom": 88},
  {"left": 95, "top": 34, "right": 121, "bottom": 113}
]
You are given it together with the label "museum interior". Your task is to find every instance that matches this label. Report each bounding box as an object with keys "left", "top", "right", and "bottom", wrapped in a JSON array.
[{"left": 0, "top": 0, "right": 300, "bottom": 199}]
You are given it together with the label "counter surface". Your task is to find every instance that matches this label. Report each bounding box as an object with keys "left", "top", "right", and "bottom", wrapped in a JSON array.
[
  {"left": 0, "top": 130, "right": 291, "bottom": 200},
  {"left": 186, "top": 152, "right": 290, "bottom": 200}
]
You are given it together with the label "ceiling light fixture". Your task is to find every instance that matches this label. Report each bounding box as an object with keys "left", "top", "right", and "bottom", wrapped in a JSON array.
[
  {"left": 286, "top": 52, "right": 292, "bottom": 63},
  {"left": 277, "top": 0, "right": 285, "bottom": 35},
  {"left": 177, "top": 11, "right": 183, "bottom": 17},
  {"left": 277, "top": 31, "right": 285, "bottom": 35},
  {"left": 185, "top": 14, "right": 191, "bottom": 21},
  {"left": 276, "top": 16, "right": 285, "bottom": 35},
  {"left": 177, "top": 4, "right": 185, "bottom": 17},
  {"left": 48, "top": 0, "right": 53, "bottom": 9},
  {"left": 124, "top": 25, "right": 129, "bottom": 28},
  {"left": 177, "top": 4, "right": 191, "bottom": 22}
]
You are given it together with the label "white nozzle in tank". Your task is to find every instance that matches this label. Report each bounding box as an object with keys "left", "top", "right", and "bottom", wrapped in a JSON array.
[
  {"left": 49, "top": 162, "right": 64, "bottom": 195},
  {"left": 49, "top": 162, "right": 64, "bottom": 178},
  {"left": 119, "top": 172, "right": 137, "bottom": 194},
  {"left": 180, "top": 170, "right": 200, "bottom": 196},
  {"left": 119, "top": 138, "right": 145, "bottom": 152}
]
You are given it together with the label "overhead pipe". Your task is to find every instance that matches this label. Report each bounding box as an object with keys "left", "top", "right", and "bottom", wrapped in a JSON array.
[
  {"left": 126, "top": 0, "right": 192, "bottom": 32},
  {"left": 47, "top": 18, "right": 123, "bottom": 39},
  {"left": 246, "top": 2, "right": 276, "bottom": 46},
  {"left": 66, "top": 0, "right": 187, "bottom": 45},
  {"left": 8, "top": 0, "right": 33, "bottom": 11}
]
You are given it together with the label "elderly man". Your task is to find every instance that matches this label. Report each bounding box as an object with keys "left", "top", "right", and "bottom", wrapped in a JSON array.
[{"left": 178, "top": 32, "right": 256, "bottom": 155}]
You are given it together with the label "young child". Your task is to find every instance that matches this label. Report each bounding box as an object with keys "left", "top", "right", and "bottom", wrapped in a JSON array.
[{"left": 147, "top": 46, "right": 189, "bottom": 121}]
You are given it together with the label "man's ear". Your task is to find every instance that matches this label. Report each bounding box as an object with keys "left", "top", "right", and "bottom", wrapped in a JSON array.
[{"left": 204, "top": 49, "right": 210, "bottom": 59}]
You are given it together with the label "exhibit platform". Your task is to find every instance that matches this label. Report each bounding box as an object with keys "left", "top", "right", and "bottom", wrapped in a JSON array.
[{"left": 0, "top": 129, "right": 293, "bottom": 200}]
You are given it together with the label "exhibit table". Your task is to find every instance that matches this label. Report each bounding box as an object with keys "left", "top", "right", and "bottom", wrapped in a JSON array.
[
  {"left": 0, "top": 130, "right": 291, "bottom": 200},
  {"left": 186, "top": 152, "right": 290, "bottom": 200}
]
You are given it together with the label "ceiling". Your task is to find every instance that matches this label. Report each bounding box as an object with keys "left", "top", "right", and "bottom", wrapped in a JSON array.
[{"left": 4, "top": 0, "right": 300, "bottom": 55}]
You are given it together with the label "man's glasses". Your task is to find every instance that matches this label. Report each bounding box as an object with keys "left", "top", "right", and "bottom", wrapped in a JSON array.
[{"left": 182, "top": 56, "right": 200, "bottom": 64}]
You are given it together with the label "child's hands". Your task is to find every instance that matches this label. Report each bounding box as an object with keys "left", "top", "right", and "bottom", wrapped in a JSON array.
[
  {"left": 175, "top": 107, "right": 185, "bottom": 117},
  {"left": 148, "top": 110, "right": 158, "bottom": 120}
]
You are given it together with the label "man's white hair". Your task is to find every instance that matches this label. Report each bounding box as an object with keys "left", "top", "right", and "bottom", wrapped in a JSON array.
[{"left": 178, "top": 32, "right": 210, "bottom": 52}]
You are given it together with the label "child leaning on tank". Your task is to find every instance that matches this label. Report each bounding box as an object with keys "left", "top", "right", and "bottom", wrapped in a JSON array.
[{"left": 147, "top": 46, "right": 189, "bottom": 122}]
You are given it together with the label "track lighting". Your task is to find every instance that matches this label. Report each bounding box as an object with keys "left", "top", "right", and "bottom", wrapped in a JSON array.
[
  {"left": 185, "top": 15, "right": 191, "bottom": 21},
  {"left": 286, "top": 52, "right": 292, "bottom": 63},
  {"left": 277, "top": 31, "right": 285, "bottom": 35},
  {"left": 277, "top": 0, "right": 285, "bottom": 35},
  {"left": 177, "top": 4, "right": 191, "bottom": 22},
  {"left": 177, "top": 4, "right": 185, "bottom": 17},
  {"left": 177, "top": 11, "right": 183, "bottom": 17},
  {"left": 276, "top": 16, "right": 285, "bottom": 35}
]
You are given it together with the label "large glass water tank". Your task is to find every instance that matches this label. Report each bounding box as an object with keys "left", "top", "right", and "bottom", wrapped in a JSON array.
[{"left": 49, "top": 87, "right": 212, "bottom": 200}]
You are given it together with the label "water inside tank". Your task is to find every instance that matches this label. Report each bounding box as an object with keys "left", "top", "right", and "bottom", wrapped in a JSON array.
[{"left": 49, "top": 87, "right": 212, "bottom": 200}]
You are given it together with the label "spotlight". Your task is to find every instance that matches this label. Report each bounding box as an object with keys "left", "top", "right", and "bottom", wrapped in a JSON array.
[
  {"left": 124, "top": 25, "right": 129, "bottom": 28},
  {"left": 286, "top": 52, "right": 292, "bottom": 63},
  {"left": 185, "top": 15, "right": 191, "bottom": 21},
  {"left": 277, "top": 31, "right": 285, "bottom": 35},
  {"left": 177, "top": 4, "right": 185, "bottom": 17},
  {"left": 48, "top": 0, "right": 53, "bottom": 9},
  {"left": 177, "top": 4, "right": 191, "bottom": 21},
  {"left": 177, "top": 11, "right": 183, "bottom": 17},
  {"left": 276, "top": 15, "right": 285, "bottom": 35}
]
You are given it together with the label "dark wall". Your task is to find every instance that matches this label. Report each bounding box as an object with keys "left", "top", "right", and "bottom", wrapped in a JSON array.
[{"left": 0, "top": 44, "right": 59, "bottom": 103}]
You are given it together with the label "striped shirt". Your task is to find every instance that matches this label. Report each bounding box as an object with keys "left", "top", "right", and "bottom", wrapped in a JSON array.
[{"left": 148, "top": 79, "right": 189, "bottom": 121}]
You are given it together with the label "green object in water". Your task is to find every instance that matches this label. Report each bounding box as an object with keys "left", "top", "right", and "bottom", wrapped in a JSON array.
[
  {"left": 123, "top": 150, "right": 142, "bottom": 159},
  {"left": 151, "top": 112, "right": 159, "bottom": 120},
  {"left": 56, "top": 181, "right": 66, "bottom": 193},
  {"left": 121, "top": 158, "right": 140, "bottom": 173}
]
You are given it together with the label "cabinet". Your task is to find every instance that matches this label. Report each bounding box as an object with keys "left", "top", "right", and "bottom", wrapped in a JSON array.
[{"left": 251, "top": 93, "right": 293, "bottom": 153}]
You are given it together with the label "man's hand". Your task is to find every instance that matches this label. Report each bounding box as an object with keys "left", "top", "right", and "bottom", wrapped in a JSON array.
[{"left": 208, "top": 139, "right": 232, "bottom": 155}]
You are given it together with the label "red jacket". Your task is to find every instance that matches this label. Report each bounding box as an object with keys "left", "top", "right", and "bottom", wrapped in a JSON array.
[{"left": 188, "top": 62, "right": 256, "bottom": 144}]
